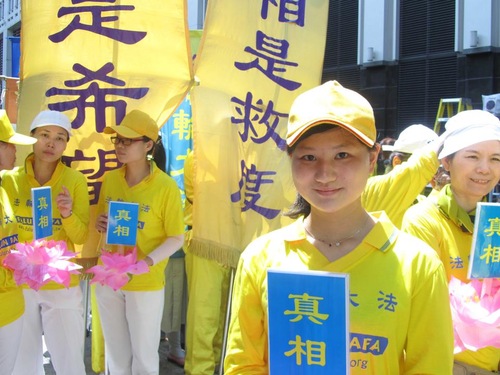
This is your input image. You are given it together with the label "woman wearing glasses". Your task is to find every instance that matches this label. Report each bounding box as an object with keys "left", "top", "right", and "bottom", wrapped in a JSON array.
[
  {"left": 1, "top": 110, "right": 89, "bottom": 375},
  {"left": 94, "top": 109, "right": 184, "bottom": 375}
]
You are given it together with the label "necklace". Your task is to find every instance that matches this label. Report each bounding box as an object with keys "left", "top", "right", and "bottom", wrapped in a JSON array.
[{"left": 304, "top": 216, "right": 369, "bottom": 247}]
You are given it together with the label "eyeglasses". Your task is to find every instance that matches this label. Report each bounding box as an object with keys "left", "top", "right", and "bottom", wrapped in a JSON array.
[{"left": 110, "top": 136, "right": 145, "bottom": 146}]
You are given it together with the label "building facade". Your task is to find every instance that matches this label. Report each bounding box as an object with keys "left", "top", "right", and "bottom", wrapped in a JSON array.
[
  {"left": 0, "top": 0, "right": 20, "bottom": 79},
  {"left": 324, "top": 0, "right": 500, "bottom": 137}
]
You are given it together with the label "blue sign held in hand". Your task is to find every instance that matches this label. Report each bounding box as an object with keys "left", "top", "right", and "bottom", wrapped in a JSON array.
[
  {"left": 106, "top": 201, "right": 139, "bottom": 246},
  {"left": 267, "top": 269, "right": 350, "bottom": 375},
  {"left": 469, "top": 202, "right": 500, "bottom": 279},
  {"left": 32, "top": 186, "right": 52, "bottom": 240}
]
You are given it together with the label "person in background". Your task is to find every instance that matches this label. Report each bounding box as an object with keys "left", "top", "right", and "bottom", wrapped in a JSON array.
[
  {"left": 376, "top": 136, "right": 395, "bottom": 175},
  {"left": 1, "top": 110, "right": 89, "bottom": 375},
  {"left": 427, "top": 164, "right": 451, "bottom": 199},
  {"left": 382, "top": 123, "right": 439, "bottom": 202},
  {"left": 184, "top": 151, "right": 231, "bottom": 375},
  {"left": 0, "top": 111, "right": 36, "bottom": 171},
  {"left": 362, "top": 123, "right": 444, "bottom": 228},
  {"left": 161, "top": 247, "right": 187, "bottom": 368},
  {"left": 94, "top": 109, "right": 184, "bottom": 374},
  {"left": 0, "top": 110, "right": 36, "bottom": 373},
  {"left": 224, "top": 80, "right": 454, "bottom": 374},
  {"left": 383, "top": 123, "right": 438, "bottom": 173},
  {"left": 155, "top": 139, "right": 188, "bottom": 368},
  {"left": 401, "top": 110, "right": 500, "bottom": 373}
]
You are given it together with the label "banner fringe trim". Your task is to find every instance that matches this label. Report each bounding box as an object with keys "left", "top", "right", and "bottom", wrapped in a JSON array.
[{"left": 189, "top": 237, "right": 241, "bottom": 268}]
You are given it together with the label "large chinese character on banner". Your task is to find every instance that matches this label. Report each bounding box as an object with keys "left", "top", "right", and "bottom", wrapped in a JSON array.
[
  {"left": 191, "top": 0, "right": 329, "bottom": 266},
  {"left": 18, "top": 0, "right": 194, "bottom": 257}
]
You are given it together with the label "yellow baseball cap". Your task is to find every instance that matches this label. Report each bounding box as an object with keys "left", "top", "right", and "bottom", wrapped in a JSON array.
[
  {"left": 286, "top": 80, "right": 376, "bottom": 147},
  {"left": 0, "top": 110, "right": 36, "bottom": 145},
  {"left": 104, "top": 110, "right": 158, "bottom": 142}
]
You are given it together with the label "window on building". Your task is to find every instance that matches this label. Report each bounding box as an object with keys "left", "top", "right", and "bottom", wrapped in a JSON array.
[{"left": 397, "top": 0, "right": 456, "bottom": 132}]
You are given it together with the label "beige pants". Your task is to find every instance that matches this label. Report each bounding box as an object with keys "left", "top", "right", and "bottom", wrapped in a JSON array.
[{"left": 454, "top": 361, "right": 499, "bottom": 375}]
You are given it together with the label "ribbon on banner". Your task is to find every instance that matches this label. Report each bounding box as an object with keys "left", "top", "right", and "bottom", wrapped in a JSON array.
[{"left": 191, "top": 0, "right": 329, "bottom": 267}]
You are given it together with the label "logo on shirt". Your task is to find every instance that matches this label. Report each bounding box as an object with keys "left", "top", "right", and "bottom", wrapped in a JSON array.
[{"left": 350, "top": 333, "right": 388, "bottom": 355}]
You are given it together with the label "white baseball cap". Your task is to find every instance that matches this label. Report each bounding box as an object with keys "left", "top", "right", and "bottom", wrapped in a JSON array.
[
  {"left": 384, "top": 124, "right": 437, "bottom": 154},
  {"left": 29, "top": 110, "right": 72, "bottom": 137},
  {"left": 438, "top": 110, "right": 500, "bottom": 159}
]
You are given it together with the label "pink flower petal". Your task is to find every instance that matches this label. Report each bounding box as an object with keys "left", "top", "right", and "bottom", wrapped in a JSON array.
[
  {"left": 86, "top": 248, "right": 149, "bottom": 291},
  {"left": 449, "top": 276, "right": 500, "bottom": 353},
  {"left": 2, "top": 240, "right": 81, "bottom": 290}
]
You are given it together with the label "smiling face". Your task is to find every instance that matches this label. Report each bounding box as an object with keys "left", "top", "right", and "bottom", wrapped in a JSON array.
[
  {"left": 291, "top": 126, "right": 378, "bottom": 216},
  {"left": 31, "top": 125, "right": 68, "bottom": 163},
  {"left": 442, "top": 139, "right": 500, "bottom": 210}
]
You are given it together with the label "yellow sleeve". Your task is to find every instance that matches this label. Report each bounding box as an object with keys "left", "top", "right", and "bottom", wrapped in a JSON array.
[
  {"left": 224, "top": 256, "right": 268, "bottom": 374},
  {"left": 401, "top": 201, "right": 442, "bottom": 258},
  {"left": 455, "top": 347, "right": 500, "bottom": 372},
  {"left": 404, "top": 260, "right": 454, "bottom": 374},
  {"left": 362, "top": 149, "right": 439, "bottom": 227},
  {"left": 61, "top": 170, "right": 90, "bottom": 245}
]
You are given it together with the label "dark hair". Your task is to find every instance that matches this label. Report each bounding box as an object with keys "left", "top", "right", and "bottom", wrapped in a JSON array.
[
  {"left": 389, "top": 151, "right": 411, "bottom": 165},
  {"left": 151, "top": 135, "right": 167, "bottom": 173},
  {"left": 287, "top": 124, "right": 334, "bottom": 155},
  {"left": 284, "top": 194, "right": 311, "bottom": 219},
  {"left": 284, "top": 123, "right": 378, "bottom": 219}
]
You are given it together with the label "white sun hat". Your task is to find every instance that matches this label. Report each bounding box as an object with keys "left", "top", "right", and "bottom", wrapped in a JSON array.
[
  {"left": 29, "top": 110, "right": 72, "bottom": 137},
  {"left": 438, "top": 110, "right": 500, "bottom": 159},
  {"left": 386, "top": 124, "right": 438, "bottom": 154}
]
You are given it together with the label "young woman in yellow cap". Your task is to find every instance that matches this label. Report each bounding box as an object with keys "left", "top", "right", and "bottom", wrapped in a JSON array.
[
  {"left": 402, "top": 109, "right": 500, "bottom": 373},
  {"left": 224, "top": 81, "right": 454, "bottom": 374},
  {"left": 94, "top": 109, "right": 184, "bottom": 374},
  {"left": 1, "top": 109, "right": 89, "bottom": 375},
  {"left": 0, "top": 110, "right": 36, "bottom": 373}
]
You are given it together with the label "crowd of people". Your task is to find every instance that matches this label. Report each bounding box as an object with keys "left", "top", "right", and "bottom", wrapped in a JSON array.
[{"left": 1, "top": 79, "right": 499, "bottom": 375}]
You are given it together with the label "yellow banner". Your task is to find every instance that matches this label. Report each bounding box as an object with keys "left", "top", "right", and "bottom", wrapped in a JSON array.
[
  {"left": 191, "top": 0, "right": 329, "bottom": 267},
  {"left": 18, "top": 0, "right": 193, "bottom": 257}
]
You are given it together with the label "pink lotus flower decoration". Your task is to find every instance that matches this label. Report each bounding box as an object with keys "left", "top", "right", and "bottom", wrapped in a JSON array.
[
  {"left": 449, "top": 276, "right": 500, "bottom": 353},
  {"left": 2, "top": 239, "right": 82, "bottom": 291},
  {"left": 86, "top": 248, "right": 149, "bottom": 291}
]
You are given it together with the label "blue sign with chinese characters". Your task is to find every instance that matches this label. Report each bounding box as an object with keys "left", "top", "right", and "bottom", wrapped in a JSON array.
[
  {"left": 469, "top": 202, "right": 500, "bottom": 279},
  {"left": 32, "top": 186, "right": 53, "bottom": 240},
  {"left": 267, "top": 269, "right": 349, "bottom": 375},
  {"left": 106, "top": 201, "right": 139, "bottom": 246}
]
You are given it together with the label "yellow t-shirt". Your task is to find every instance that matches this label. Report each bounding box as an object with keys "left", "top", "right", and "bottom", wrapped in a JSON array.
[
  {"left": 225, "top": 212, "right": 454, "bottom": 374},
  {"left": 96, "top": 162, "right": 184, "bottom": 291},
  {"left": 402, "top": 191, "right": 500, "bottom": 371},
  {"left": 0, "top": 186, "right": 24, "bottom": 327},
  {"left": 1, "top": 154, "right": 90, "bottom": 289}
]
